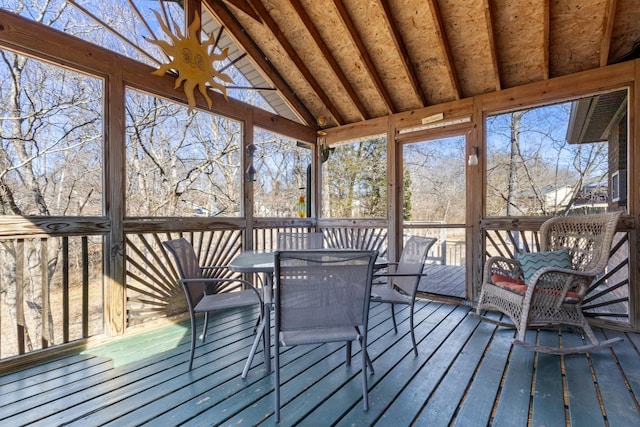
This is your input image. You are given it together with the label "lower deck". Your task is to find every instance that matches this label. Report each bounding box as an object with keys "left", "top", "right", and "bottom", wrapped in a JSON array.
[{"left": 1, "top": 300, "right": 639, "bottom": 426}]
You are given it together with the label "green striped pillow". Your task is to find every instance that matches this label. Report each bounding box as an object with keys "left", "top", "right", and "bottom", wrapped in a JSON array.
[{"left": 516, "top": 249, "right": 572, "bottom": 285}]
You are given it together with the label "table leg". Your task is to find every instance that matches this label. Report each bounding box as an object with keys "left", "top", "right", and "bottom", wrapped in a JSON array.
[
  {"left": 262, "top": 272, "right": 272, "bottom": 373},
  {"left": 241, "top": 272, "right": 272, "bottom": 378}
]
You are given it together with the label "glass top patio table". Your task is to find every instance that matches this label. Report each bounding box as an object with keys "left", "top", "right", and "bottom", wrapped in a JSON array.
[{"left": 229, "top": 250, "right": 386, "bottom": 377}]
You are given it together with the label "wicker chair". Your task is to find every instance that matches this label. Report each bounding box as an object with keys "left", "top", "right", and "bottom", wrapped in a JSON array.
[{"left": 475, "top": 211, "right": 622, "bottom": 354}]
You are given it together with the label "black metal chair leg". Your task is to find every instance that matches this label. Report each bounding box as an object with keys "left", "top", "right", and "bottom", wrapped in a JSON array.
[{"left": 391, "top": 304, "right": 398, "bottom": 333}]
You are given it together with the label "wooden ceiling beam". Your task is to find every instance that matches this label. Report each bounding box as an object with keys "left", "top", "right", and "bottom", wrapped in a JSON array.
[
  {"left": 222, "top": 0, "right": 262, "bottom": 23},
  {"left": 203, "top": 0, "right": 317, "bottom": 127},
  {"left": 184, "top": 0, "right": 200, "bottom": 28},
  {"left": 482, "top": 0, "right": 501, "bottom": 91},
  {"left": 288, "top": 0, "right": 368, "bottom": 122},
  {"left": 247, "top": 0, "right": 345, "bottom": 126},
  {"left": 600, "top": 0, "right": 618, "bottom": 66},
  {"left": 426, "top": 0, "right": 461, "bottom": 100},
  {"left": 378, "top": 0, "right": 427, "bottom": 107},
  {"left": 542, "top": 0, "right": 550, "bottom": 79},
  {"left": 333, "top": 0, "right": 396, "bottom": 115}
]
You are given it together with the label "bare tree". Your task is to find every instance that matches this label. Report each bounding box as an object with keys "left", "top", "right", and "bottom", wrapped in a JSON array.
[
  {"left": 486, "top": 102, "right": 608, "bottom": 217},
  {"left": 0, "top": 1, "right": 103, "bottom": 355}
]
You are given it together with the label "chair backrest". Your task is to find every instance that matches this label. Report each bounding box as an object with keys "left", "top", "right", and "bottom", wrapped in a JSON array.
[
  {"left": 392, "top": 236, "right": 438, "bottom": 295},
  {"left": 274, "top": 250, "right": 378, "bottom": 333},
  {"left": 540, "top": 211, "right": 621, "bottom": 274},
  {"left": 323, "top": 227, "right": 387, "bottom": 256},
  {"left": 277, "top": 232, "right": 324, "bottom": 249},
  {"left": 163, "top": 237, "right": 205, "bottom": 302}
]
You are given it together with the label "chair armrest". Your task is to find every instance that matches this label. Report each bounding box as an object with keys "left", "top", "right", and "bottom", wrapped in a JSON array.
[
  {"left": 373, "top": 272, "right": 428, "bottom": 278},
  {"left": 178, "top": 277, "right": 263, "bottom": 303},
  {"left": 483, "top": 256, "right": 523, "bottom": 284},
  {"left": 527, "top": 267, "right": 593, "bottom": 297},
  {"left": 372, "top": 272, "right": 428, "bottom": 288},
  {"left": 199, "top": 265, "right": 227, "bottom": 271}
]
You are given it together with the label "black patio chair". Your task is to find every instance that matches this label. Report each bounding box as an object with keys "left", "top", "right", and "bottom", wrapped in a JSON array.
[
  {"left": 371, "top": 235, "right": 437, "bottom": 356},
  {"left": 273, "top": 249, "right": 378, "bottom": 422},
  {"left": 163, "top": 237, "right": 262, "bottom": 370}
]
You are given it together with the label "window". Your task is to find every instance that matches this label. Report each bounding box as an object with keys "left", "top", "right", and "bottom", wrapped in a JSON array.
[
  {"left": 0, "top": 49, "right": 104, "bottom": 216},
  {"left": 485, "top": 89, "right": 628, "bottom": 216},
  {"left": 252, "top": 128, "right": 312, "bottom": 217},
  {"left": 403, "top": 136, "right": 466, "bottom": 222},
  {"left": 322, "top": 135, "right": 387, "bottom": 218},
  {"left": 611, "top": 169, "right": 627, "bottom": 203},
  {"left": 125, "top": 88, "right": 242, "bottom": 217}
]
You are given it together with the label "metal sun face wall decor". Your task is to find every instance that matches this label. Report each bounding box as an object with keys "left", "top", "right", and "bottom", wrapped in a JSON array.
[{"left": 148, "top": 10, "right": 232, "bottom": 113}]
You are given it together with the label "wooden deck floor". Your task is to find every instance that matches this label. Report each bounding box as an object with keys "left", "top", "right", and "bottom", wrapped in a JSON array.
[
  {"left": 418, "top": 264, "right": 466, "bottom": 299},
  {"left": 1, "top": 300, "right": 640, "bottom": 426}
]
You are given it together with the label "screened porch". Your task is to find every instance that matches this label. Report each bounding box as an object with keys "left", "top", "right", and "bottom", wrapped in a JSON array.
[{"left": 1, "top": 1, "right": 640, "bottom": 425}]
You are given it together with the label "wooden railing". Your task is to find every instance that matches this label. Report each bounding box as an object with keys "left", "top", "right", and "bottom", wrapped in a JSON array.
[
  {"left": 1, "top": 215, "right": 632, "bottom": 361},
  {"left": 403, "top": 223, "right": 465, "bottom": 266},
  {"left": 0, "top": 217, "right": 106, "bottom": 360},
  {"left": 123, "top": 220, "right": 389, "bottom": 327}
]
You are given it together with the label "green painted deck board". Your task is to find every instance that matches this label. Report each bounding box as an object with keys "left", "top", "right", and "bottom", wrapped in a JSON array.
[
  {"left": 562, "top": 332, "right": 606, "bottom": 427},
  {"left": 590, "top": 330, "right": 640, "bottom": 426},
  {"left": 53, "top": 316, "right": 260, "bottom": 425},
  {"left": 3, "top": 312, "right": 257, "bottom": 425},
  {"left": 295, "top": 302, "right": 456, "bottom": 426},
  {"left": 0, "top": 354, "right": 111, "bottom": 396},
  {"left": 2, "top": 302, "right": 640, "bottom": 426},
  {"left": 417, "top": 319, "right": 496, "bottom": 425},
  {"left": 605, "top": 329, "right": 640, "bottom": 399},
  {"left": 490, "top": 329, "right": 535, "bottom": 426},
  {"left": 450, "top": 320, "right": 513, "bottom": 426},
  {"left": 531, "top": 329, "right": 566, "bottom": 427},
  {"left": 374, "top": 307, "right": 480, "bottom": 426}
]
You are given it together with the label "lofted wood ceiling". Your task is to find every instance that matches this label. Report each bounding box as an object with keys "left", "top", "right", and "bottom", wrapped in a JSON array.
[{"left": 205, "top": 0, "right": 640, "bottom": 130}]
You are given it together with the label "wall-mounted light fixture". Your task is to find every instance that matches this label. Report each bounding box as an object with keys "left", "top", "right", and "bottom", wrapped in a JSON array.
[
  {"left": 246, "top": 164, "right": 257, "bottom": 182},
  {"left": 468, "top": 146, "right": 479, "bottom": 166},
  {"left": 246, "top": 143, "right": 257, "bottom": 181}
]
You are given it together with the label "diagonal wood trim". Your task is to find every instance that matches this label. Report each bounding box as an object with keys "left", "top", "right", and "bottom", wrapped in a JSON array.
[
  {"left": 378, "top": 0, "right": 427, "bottom": 107},
  {"left": 333, "top": 0, "right": 396, "bottom": 115},
  {"left": 600, "top": 0, "right": 618, "bottom": 66},
  {"left": 247, "top": 0, "right": 345, "bottom": 126},
  {"left": 482, "top": 0, "right": 501, "bottom": 91},
  {"left": 203, "top": 0, "right": 317, "bottom": 126},
  {"left": 223, "top": 0, "right": 262, "bottom": 23},
  {"left": 289, "top": 0, "right": 368, "bottom": 122},
  {"left": 427, "top": 0, "right": 461, "bottom": 100}
]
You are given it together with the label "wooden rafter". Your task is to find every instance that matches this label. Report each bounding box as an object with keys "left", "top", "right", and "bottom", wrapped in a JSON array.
[
  {"left": 203, "top": 0, "right": 317, "bottom": 126},
  {"left": 247, "top": 0, "right": 345, "bottom": 126},
  {"left": 482, "top": 0, "right": 501, "bottom": 91},
  {"left": 66, "top": 0, "right": 161, "bottom": 66},
  {"left": 126, "top": 0, "right": 160, "bottom": 42},
  {"left": 222, "top": 0, "right": 262, "bottom": 23},
  {"left": 542, "top": 0, "right": 550, "bottom": 79},
  {"left": 378, "top": 0, "right": 427, "bottom": 107},
  {"left": 184, "top": 0, "right": 200, "bottom": 29},
  {"left": 333, "top": 0, "right": 396, "bottom": 115},
  {"left": 289, "top": 0, "right": 368, "bottom": 122},
  {"left": 600, "top": 0, "right": 618, "bottom": 66},
  {"left": 426, "top": 0, "right": 461, "bottom": 100}
]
